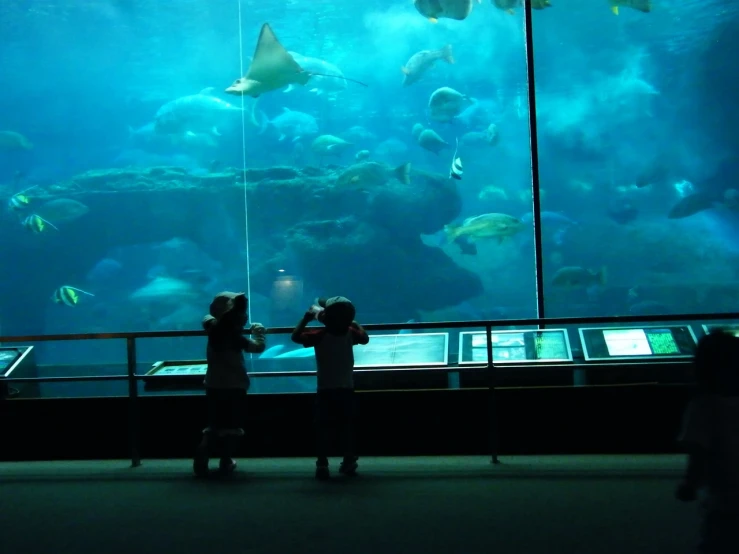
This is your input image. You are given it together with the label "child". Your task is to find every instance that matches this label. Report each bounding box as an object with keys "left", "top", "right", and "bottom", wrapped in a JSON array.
[
  {"left": 676, "top": 329, "right": 739, "bottom": 553},
  {"left": 193, "top": 291, "right": 266, "bottom": 477},
  {"left": 291, "top": 296, "right": 369, "bottom": 480}
]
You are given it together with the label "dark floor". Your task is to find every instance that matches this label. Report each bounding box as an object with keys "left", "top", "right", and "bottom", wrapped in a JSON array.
[{"left": 0, "top": 455, "right": 695, "bottom": 554}]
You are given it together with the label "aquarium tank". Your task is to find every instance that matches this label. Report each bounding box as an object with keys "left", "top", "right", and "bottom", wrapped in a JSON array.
[{"left": 0, "top": 1, "right": 737, "bottom": 395}]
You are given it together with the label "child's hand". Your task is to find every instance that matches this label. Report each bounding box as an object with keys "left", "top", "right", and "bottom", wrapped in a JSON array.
[
  {"left": 250, "top": 323, "right": 266, "bottom": 336},
  {"left": 675, "top": 481, "right": 697, "bottom": 502}
]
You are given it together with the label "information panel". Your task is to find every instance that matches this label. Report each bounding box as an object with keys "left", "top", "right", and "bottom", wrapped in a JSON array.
[
  {"left": 458, "top": 329, "right": 573, "bottom": 365},
  {"left": 145, "top": 333, "right": 450, "bottom": 378},
  {"left": 354, "top": 333, "right": 449, "bottom": 368},
  {"left": 579, "top": 326, "right": 697, "bottom": 362}
]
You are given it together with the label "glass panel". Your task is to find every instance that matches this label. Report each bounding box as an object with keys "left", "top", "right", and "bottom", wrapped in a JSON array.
[
  {"left": 0, "top": 339, "right": 127, "bottom": 398},
  {"left": 0, "top": 2, "right": 249, "bottom": 339},
  {"left": 535, "top": 2, "right": 739, "bottom": 318}
]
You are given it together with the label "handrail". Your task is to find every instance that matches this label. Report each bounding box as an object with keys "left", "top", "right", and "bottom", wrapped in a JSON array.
[
  {"left": 0, "top": 311, "right": 725, "bottom": 469},
  {"left": 0, "top": 311, "right": 737, "bottom": 343}
]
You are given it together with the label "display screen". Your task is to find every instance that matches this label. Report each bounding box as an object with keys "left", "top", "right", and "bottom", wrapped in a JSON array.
[
  {"left": 460, "top": 330, "right": 572, "bottom": 364},
  {"left": 354, "top": 333, "right": 449, "bottom": 368},
  {"left": 603, "top": 329, "right": 652, "bottom": 356},
  {"left": 580, "top": 326, "right": 696, "bottom": 361}
]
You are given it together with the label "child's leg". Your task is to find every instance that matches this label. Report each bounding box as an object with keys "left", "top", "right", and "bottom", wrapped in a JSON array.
[
  {"left": 339, "top": 389, "right": 358, "bottom": 475},
  {"left": 194, "top": 388, "right": 223, "bottom": 476},
  {"left": 314, "top": 390, "right": 332, "bottom": 479},
  {"left": 217, "top": 389, "right": 246, "bottom": 472}
]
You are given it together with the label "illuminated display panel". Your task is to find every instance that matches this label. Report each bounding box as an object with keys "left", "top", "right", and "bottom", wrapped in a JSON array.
[
  {"left": 579, "top": 326, "right": 697, "bottom": 362},
  {"left": 459, "top": 329, "right": 572, "bottom": 365}
]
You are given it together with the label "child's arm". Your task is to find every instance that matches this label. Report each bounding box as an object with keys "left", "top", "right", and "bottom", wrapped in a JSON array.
[
  {"left": 291, "top": 311, "right": 315, "bottom": 345},
  {"left": 350, "top": 321, "right": 370, "bottom": 345},
  {"left": 241, "top": 323, "right": 266, "bottom": 354}
]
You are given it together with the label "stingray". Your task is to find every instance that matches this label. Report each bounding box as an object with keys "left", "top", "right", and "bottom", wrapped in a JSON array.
[{"left": 226, "top": 23, "right": 367, "bottom": 98}]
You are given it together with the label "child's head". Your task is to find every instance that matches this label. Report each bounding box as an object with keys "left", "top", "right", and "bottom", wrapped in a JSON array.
[
  {"left": 316, "top": 296, "right": 356, "bottom": 333},
  {"left": 694, "top": 329, "right": 739, "bottom": 395},
  {"left": 209, "top": 292, "right": 248, "bottom": 329}
]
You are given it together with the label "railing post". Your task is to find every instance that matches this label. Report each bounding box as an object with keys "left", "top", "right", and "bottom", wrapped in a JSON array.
[
  {"left": 126, "top": 337, "right": 141, "bottom": 467},
  {"left": 486, "top": 325, "right": 500, "bottom": 464}
]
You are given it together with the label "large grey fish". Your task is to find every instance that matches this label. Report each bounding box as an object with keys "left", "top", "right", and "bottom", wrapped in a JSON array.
[
  {"left": 154, "top": 87, "right": 242, "bottom": 136},
  {"left": 259, "top": 107, "right": 319, "bottom": 142},
  {"left": 402, "top": 45, "right": 454, "bottom": 87},
  {"left": 413, "top": 0, "right": 477, "bottom": 23},
  {"left": 428, "top": 87, "right": 473, "bottom": 123}
]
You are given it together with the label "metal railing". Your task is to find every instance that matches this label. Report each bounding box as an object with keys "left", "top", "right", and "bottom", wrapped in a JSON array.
[{"left": 2, "top": 311, "right": 738, "bottom": 468}]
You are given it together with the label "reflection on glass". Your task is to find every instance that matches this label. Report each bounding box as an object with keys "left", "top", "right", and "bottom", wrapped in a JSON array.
[{"left": 535, "top": 2, "right": 739, "bottom": 318}]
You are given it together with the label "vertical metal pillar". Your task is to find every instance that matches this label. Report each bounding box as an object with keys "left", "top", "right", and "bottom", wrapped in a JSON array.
[
  {"left": 126, "top": 337, "right": 141, "bottom": 467},
  {"left": 486, "top": 325, "right": 500, "bottom": 464},
  {"left": 523, "top": 0, "right": 546, "bottom": 326}
]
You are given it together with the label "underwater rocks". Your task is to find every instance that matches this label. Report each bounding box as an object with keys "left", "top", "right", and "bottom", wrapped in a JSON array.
[
  {"left": 366, "top": 167, "right": 462, "bottom": 238},
  {"left": 0, "top": 163, "right": 472, "bottom": 333},
  {"left": 285, "top": 217, "right": 482, "bottom": 315}
]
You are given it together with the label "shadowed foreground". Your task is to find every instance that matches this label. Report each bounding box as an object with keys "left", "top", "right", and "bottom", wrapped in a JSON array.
[{"left": 0, "top": 456, "right": 695, "bottom": 554}]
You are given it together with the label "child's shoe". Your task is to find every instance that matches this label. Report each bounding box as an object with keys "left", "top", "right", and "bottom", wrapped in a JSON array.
[
  {"left": 219, "top": 458, "right": 237, "bottom": 475},
  {"left": 315, "top": 461, "right": 330, "bottom": 481},
  {"left": 339, "top": 459, "right": 358, "bottom": 477}
]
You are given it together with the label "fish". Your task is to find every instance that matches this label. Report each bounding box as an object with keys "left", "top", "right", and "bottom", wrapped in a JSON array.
[
  {"left": 36, "top": 198, "right": 89, "bottom": 224},
  {"left": 551, "top": 266, "right": 607, "bottom": 288},
  {"left": 478, "top": 186, "right": 508, "bottom": 201},
  {"left": 609, "top": 0, "right": 650, "bottom": 15},
  {"left": 171, "top": 131, "right": 218, "bottom": 149},
  {"left": 411, "top": 123, "right": 426, "bottom": 140},
  {"left": 7, "top": 185, "right": 38, "bottom": 212},
  {"left": 417, "top": 129, "right": 449, "bottom": 154},
  {"left": 413, "top": 0, "right": 477, "bottom": 23},
  {"left": 444, "top": 213, "right": 525, "bottom": 243},
  {"left": 355, "top": 150, "right": 370, "bottom": 161},
  {"left": 226, "top": 24, "right": 367, "bottom": 98},
  {"left": 449, "top": 138, "right": 463, "bottom": 180},
  {"left": 274, "top": 347, "right": 315, "bottom": 359},
  {"left": 311, "top": 135, "right": 353, "bottom": 156},
  {"left": 154, "top": 88, "right": 241, "bottom": 136},
  {"left": 0, "top": 131, "right": 33, "bottom": 150},
  {"left": 129, "top": 277, "right": 199, "bottom": 305},
  {"left": 51, "top": 286, "right": 95, "bottom": 307},
  {"left": 493, "top": 0, "right": 551, "bottom": 14},
  {"left": 428, "top": 87, "right": 473, "bottom": 123},
  {"left": 336, "top": 161, "right": 412, "bottom": 190},
  {"left": 401, "top": 45, "right": 454, "bottom": 87},
  {"left": 22, "top": 214, "right": 58, "bottom": 234},
  {"left": 259, "top": 107, "right": 319, "bottom": 142},
  {"left": 460, "top": 126, "right": 499, "bottom": 147},
  {"left": 259, "top": 344, "right": 287, "bottom": 359},
  {"left": 286, "top": 52, "right": 348, "bottom": 96}
]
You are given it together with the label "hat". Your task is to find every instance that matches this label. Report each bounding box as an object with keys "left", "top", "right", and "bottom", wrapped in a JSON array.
[
  {"left": 209, "top": 292, "right": 247, "bottom": 322},
  {"left": 317, "top": 296, "right": 355, "bottom": 327}
]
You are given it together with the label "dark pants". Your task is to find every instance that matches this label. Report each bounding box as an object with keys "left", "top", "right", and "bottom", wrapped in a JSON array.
[
  {"left": 206, "top": 388, "right": 246, "bottom": 432},
  {"left": 199, "top": 388, "right": 246, "bottom": 460},
  {"left": 315, "top": 388, "right": 356, "bottom": 465}
]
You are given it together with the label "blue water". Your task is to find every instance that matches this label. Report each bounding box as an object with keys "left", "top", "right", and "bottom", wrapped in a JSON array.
[{"left": 0, "top": 1, "right": 738, "bottom": 393}]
